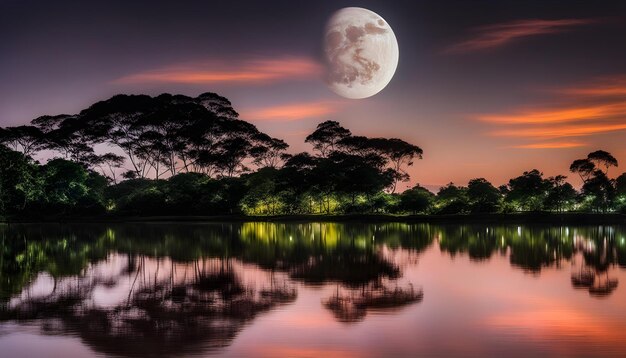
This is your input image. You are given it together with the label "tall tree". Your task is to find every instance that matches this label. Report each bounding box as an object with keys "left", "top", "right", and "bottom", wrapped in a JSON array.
[
  {"left": 39, "top": 159, "right": 107, "bottom": 214},
  {"left": 616, "top": 173, "right": 626, "bottom": 196},
  {"left": 305, "top": 121, "right": 351, "bottom": 157},
  {"left": 78, "top": 94, "right": 156, "bottom": 177},
  {"left": 400, "top": 185, "right": 434, "bottom": 214},
  {"left": 91, "top": 153, "right": 126, "bottom": 184},
  {"left": 331, "top": 152, "right": 394, "bottom": 208},
  {"left": 467, "top": 178, "right": 501, "bottom": 213},
  {"left": 505, "top": 169, "right": 551, "bottom": 211},
  {"left": 581, "top": 170, "right": 616, "bottom": 212},
  {"left": 0, "top": 126, "right": 45, "bottom": 157},
  {"left": 368, "top": 138, "right": 423, "bottom": 193},
  {"left": 435, "top": 183, "right": 469, "bottom": 214},
  {"left": 31, "top": 114, "right": 96, "bottom": 163},
  {"left": 587, "top": 150, "right": 618, "bottom": 174},
  {"left": 0, "top": 145, "right": 40, "bottom": 213},
  {"left": 250, "top": 134, "right": 289, "bottom": 169},
  {"left": 570, "top": 158, "right": 596, "bottom": 183},
  {"left": 544, "top": 175, "right": 577, "bottom": 212}
]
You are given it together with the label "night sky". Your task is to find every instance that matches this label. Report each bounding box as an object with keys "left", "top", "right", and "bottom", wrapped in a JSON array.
[{"left": 2, "top": 0, "right": 626, "bottom": 190}]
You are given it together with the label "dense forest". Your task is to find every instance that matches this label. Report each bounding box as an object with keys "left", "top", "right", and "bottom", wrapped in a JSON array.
[{"left": 0, "top": 92, "right": 625, "bottom": 218}]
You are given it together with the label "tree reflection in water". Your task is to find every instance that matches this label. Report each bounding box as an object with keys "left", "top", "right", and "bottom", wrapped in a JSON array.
[
  {"left": 238, "top": 222, "right": 427, "bottom": 323},
  {"left": 435, "top": 224, "right": 625, "bottom": 297},
  {"left": 324, "top": 282, "right": 423, "bottom": 323},
  {"left": 0, "top": 222, "right": 625, "bottom": 356},
  {"left": 1, "top": 255, "right": 296, "bottom": 357},
  {"left": 571, "top": 227, "right": 620, "bottom": 297}
]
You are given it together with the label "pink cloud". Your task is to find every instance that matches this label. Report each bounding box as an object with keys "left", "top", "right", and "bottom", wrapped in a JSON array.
[
  {"left": 240, "top": 101, "right": 343, "bottom": 122},
  {"left": 113, "top": 57, "right": 322, "bottom": 85},
  {"left": 444, "top": 18, "right": 596, "bottom": 54},
  {"left": 477, "top": 75, "right": 626, "bottom": 148},
  {"left": 511, "top": 141, "right": 587, "bottom": 149}
]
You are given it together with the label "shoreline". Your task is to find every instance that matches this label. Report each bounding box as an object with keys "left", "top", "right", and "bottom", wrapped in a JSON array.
[{"left": 3, "top": 212, "right": 626, "bottom": 225}]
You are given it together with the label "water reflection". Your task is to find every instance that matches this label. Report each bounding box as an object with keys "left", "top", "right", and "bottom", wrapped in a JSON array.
[
  {"left": 0, "top": 222, "right": 625, "bottom": 356},
  {"left": 324, "top": 282, "right": 423, "bottom": 323},
  {"left": 1, "top": 255, "right": 296, "bottom": 357}
]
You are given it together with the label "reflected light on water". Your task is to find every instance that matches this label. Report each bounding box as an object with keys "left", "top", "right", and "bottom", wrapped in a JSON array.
[{"left": 0, "top": 222, "right": 624, "bottom": 357}]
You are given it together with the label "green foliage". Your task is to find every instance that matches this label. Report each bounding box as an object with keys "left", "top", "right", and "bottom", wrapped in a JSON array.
[
  {"left": 435, "top": 183, "right": 469, "bottom": 214},
  {"left": 544, "top": 176, "right": 577, "bottom": 212},
  {"left": 505, "top": 169, "right": 550, "bottom": 211},
  {"left": 581, "top": 170, "right": 615, "bottom": 212},
  {"left": 616, "top": 173, "right": 626, "bottom": 196},
  {"left": 305, "top": 120, "right": 351, "bottom": 157},
  {"left": 105, "top": 174, "right": 246, "bottom": 216},
  {"left": 569, "top": 152, "right": 621, "bottom": 212},
  {"left": 1, "top": 89, "right": 625, "bottom": 217},
  {"left": 240, "top": 168, "right": 284, "bottom": 215},
  {"left": 37, "top": 159, "right": 107, "bottom": 215},
  {"left": 467, "top": 178, "right": 501, "bottom": 213},
  {"left": 111, "top": 180, "right": 168, "bottom": 215},
  {"left": 399, "top": 185, "right": 434, "bottom": 214},
  {"left": 0, "top": 145, "right": 41, "bottom": 213}
]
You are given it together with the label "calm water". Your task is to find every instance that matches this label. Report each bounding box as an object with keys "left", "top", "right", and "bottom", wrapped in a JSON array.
[{"left": 0, "top": 222, "right": 625, "bottom": 358}]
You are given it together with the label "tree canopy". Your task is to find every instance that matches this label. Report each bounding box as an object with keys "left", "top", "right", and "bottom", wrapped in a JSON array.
[{"left": 1, "top": 92, "right": 625, "bottom": 217}]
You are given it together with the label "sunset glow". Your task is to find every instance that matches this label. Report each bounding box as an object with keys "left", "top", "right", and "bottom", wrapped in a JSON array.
[
  {"left": 2, "top": 1, "right": 626, "bottom": 189},
  {"left": 3, "top": 2, "right": 626, "bottom": 357},
  {"left": 241, "top": 101, "right": 343, "bottom": 121},
  {"left": 114, "top": 57, "right": 322, "bottom": 85},
  {"left": 511, "top": 141, "right": 587, "bottom": 149}
]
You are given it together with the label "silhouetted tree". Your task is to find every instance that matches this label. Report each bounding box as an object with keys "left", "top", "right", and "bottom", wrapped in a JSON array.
[
  {"left": 505, "top": 169, "right": 550, "bottom": 211},
  {"left": 0, "top": 125, "right": 45, "bottom": 156},
  {"left": 399, "top": 185, "right": 434, "bottom": 214},
  {"left": 544, "top": 175, "right": 577, "bottom": 212},
  {"left": 467, "top": 178, "right": 501, "bottom": 213},
  {"left": 570, "top": 158, "right": 596, "bottom": 183},
  {"left": 616, "top": 173, "right": 626, "bottom": 196},
  {"left": 32, "top": 114, "right": 99, "bottom": 164},
  {"left": 570, "top": 151, "right": 620, "bottom": 211},
  {"left": 435, "top": 183, "right": 469, "bottom": 214},
  {"left": 91, "top": 152, "right": 125, "bottom": 184},
  {"left": 305, "top": 121, "right": 351, "bottom": 157},
  {"left": 38, "top": 159, "right": 107, "bottom": 215},
  {"left": 587, "top": 150, "right": 618, "bottom": 175},
  {"left": 240, "top": 168, "right": 283, "bottom": 215},
  {"left": 0, "top": 145, "right": 40, "bottom": 213},
  {"left": 250, "top": 134, "right": 289, "bottom": 168},
  {"left": 331, "top": 152, "right": 394, "bottom": 210},
  {"left": 279, "top": 153, "right": 319, "bottom": 213},
  {"left": 5, "top": 90, "right": 625, "bottom": 217},
  {"left": 367, "top": 138, "right": 423, "bottom": 193},
  {"left": 581, "top": 170, "right": 615, "bottom": 212}
]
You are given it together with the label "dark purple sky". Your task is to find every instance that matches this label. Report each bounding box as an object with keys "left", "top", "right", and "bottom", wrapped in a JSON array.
[{"left": 2, "top": 0, "right": 626, "bottom": 188}]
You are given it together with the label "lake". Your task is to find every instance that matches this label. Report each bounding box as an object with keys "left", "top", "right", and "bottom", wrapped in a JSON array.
[{"left": 0, "top": 222, "right": 625, "bottom": 357}]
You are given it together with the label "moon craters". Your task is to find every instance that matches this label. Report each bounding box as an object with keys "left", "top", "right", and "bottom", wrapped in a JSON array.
[
  {"left": 324, "top": 7, "right": 399, "bottom": 99},
  {"left": 326, "top": 22, "right": 386, "bottom": 87}
]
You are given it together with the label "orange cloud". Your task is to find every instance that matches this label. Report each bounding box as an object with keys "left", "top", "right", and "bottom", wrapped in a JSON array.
[
  {"left": 512, "top": 141, "right": 587, "bottom": 149},
  {"left": 479, "top": 76, "right": 626, "bottom": 147},
  {"left": 114, "top": 57, "right": 322, "bottom": 85},
  {"left": 493, "top": 123, "right": 626, "bottom": 139},
  {"left": 444, "top": 18, "right": 595, "bottom": 54},
  {"left": 557, "top": 76, "right": 626, "bottom": 97},
  {"left": 479, "top": 102, "right": 626, "bottom": 124},
  {"left": 241, "top": 101, "right": 342, "bottom": 122}
]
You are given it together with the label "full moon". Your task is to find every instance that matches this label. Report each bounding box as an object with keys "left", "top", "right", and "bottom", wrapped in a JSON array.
[{"left": 324, "top": 7, "right": 399, "bottom": 99}]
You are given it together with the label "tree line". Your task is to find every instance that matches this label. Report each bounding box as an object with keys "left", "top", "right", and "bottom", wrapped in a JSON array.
[
  {"left": 0, "top": 91, "right": 624, "bottom": 217},
  {"left": 400, "top": 150, "right": 625, "bottom": 215}
]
